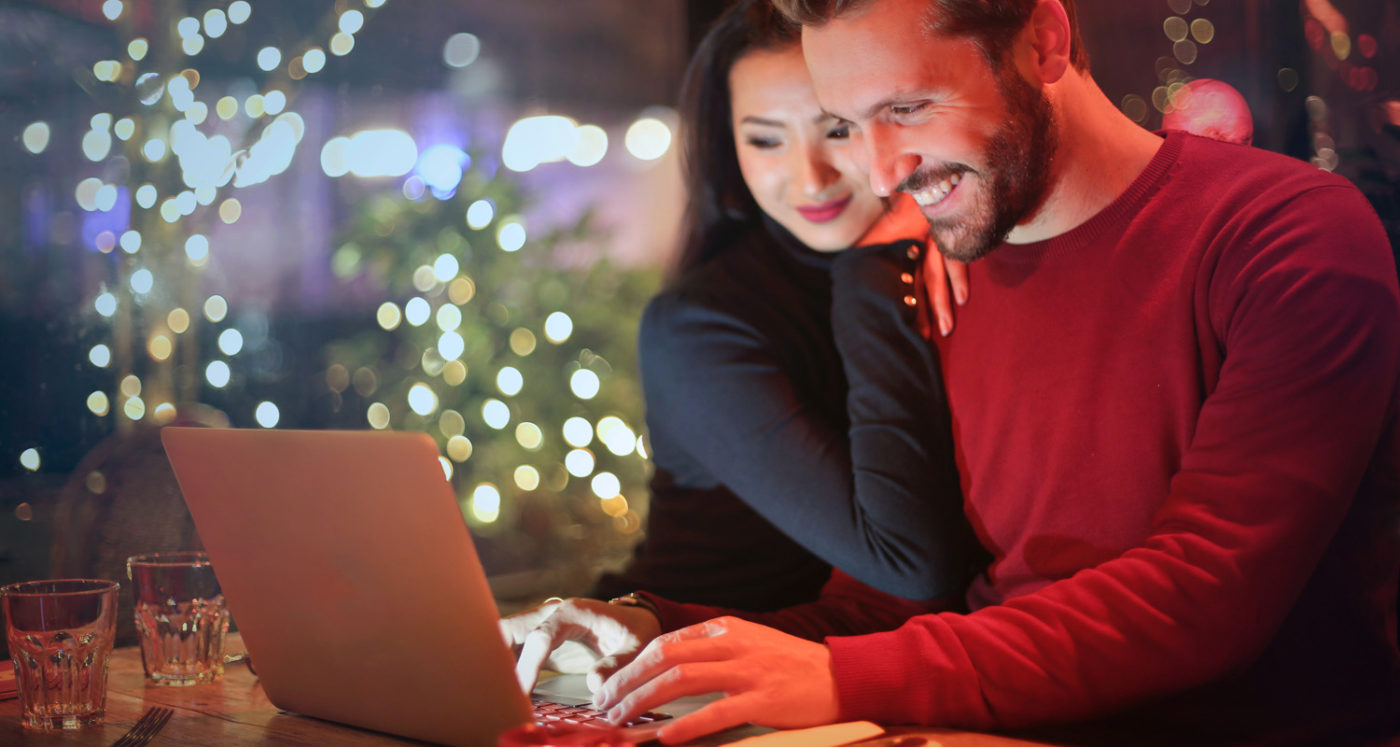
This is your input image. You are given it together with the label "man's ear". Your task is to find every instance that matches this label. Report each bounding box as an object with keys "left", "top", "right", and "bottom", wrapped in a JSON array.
[{"left": 1026, "top": 0, "right": 1072, "bottom": 84}]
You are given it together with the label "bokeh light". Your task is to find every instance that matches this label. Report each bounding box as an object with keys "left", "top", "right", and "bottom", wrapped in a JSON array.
[
  {"left": 482, "top": 399, "right": 510, "bottom": 429},
  {"left": 568, "top": 125, "right": 609, "bottom": 167},
  {"left": 339, "top": 9, "right": 364, "bottom": 33},
  {"left": 168, "top": 308, "right": 191, "bottom": 334},
  {"left": 257, "top": 47, "right": 282, "bottom": 71},
  {"left": 432, "top": 307, "right": 460, "bottom": 336},
  {"left": 598, "top": 416, "right": 636, "bottom": 456},
  {"left": 514, "top": 466, "right": 540, "bottom": 491},
  {"left": 497, "top": 220, "right": 526, "bottom": 252},
  {"left": 377, "top": 302, "right": 402, "bottom": 330},
  {"left": 89, "top": 344, "right": 112, "bottom": 367},
  {"left": 544, "top": 312, "right": 573, "bottom": 343},
  {"left": 87, "top": 391, "right": 110, "bottom": 416},
  {"left": 438, "top": 331, "right": 465, "bottom": 360},
  {"left": 367, "top": 402, "right": 391, "bottom": 429},
  {"left": 502, "top": 115, "right": 578, "bottom": 172},
  {"left": 466, "top": 199, "right": 494, "bottom": 229},
  {"left": 218, "top": 328, "right": 244, "bottom": 355},
  {"left": 205, "top": 360, "right": 231, "bottom": 388},
  {"left": 591, "top": 472, "right": 621, "bottom": 499},
  {"left": 471, "top": 484, "right": 500, "bottom": 523},
  {"left": 19, "top": 449, "right": 41, "bottom": 472},
  {"left": 565, "top": 448, "right": 595, "bottom": 477},
  {"left": 204, "top": 295, "right": 228, "bottom": 322},
  {"left": 447, "top": 435, "right": 473, "bottom": 462},
  {"left": 515, "top": 422, "right": 543, "bottom": 451},
  {"left": 408, "top": 383, "right": 438, "bottom": 416},
  {"left": 625, "top": 116, "right": 672, "bottom": 161},
  {"left": 228, "top": 1, "right": 251, "bottom": 24},
  {"left": 509, "top": 328, "right": 537, "bottom": 356},
  {"left": 404, "top": 297, "right": 430, "bottom": 326},
  {"left": 204, "top": 9, "right": 228, "bottom": 38},
  {"left": 330, "top": 32, "right": 355, "bottom": 56},
  {"left": 562, "top": 417, "right": 593, "bottom": 447},
  {"left": 496, "top": 366, "right": 523, "bottom": 396},
  {"left": 255, "top": 401, "right": 280, "bottom": 428},
  {"left": 124, "top": 396, "right": 146, "bottom": 421},
  {"left": 23, "top": 122, "right": 51, "bottom": 154},
  {"left": 444, "top": 33, "right": 481, "bottom": 68},
  {"left": 130, "top": 268, "right": 154, "bottom": 295},
  {"left": 95, "top": 292, "right": 118, "bottom": 317},
  {"left": 185, "top": 234, "right": 210, "bottom": 263},
  {"left": 570, "top": 369, "right": 600, "bottom": 399}
]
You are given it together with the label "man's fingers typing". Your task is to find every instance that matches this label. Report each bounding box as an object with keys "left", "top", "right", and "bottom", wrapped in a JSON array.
[{"left": 604, "top": 661, "right": 739, "bottom": 726}]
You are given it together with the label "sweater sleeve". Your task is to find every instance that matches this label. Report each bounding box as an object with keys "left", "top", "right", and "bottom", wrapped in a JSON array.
[
  {"left": 639, "top": 240, "right": 973, "bottom": 600},
  {"left": 826, "top": 185, "right": 1400, "bottom": 728}
]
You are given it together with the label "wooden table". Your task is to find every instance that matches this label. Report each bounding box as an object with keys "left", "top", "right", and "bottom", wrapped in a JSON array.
[{"left": 0, "top": 634, "right": 1055, "bottom": 746}]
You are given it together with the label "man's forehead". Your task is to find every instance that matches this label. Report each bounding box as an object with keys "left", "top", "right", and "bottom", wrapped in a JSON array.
[{"left": 800, "top": 8, "right": 979, "bottom": 119}]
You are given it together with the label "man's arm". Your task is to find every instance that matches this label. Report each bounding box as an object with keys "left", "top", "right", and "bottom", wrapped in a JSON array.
[{"left": 599, "top": 182, "right": 1400, "bottom": 741}]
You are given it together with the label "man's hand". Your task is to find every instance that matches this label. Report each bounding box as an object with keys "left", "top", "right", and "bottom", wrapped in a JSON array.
[
  {"left": 592, "top": 616, "right": 840, "bottom": 744},
  {"left": 499, "top": 597, "right": 662, "bottom": 694}
]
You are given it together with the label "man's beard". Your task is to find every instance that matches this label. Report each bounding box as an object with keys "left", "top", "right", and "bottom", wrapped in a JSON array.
[{"left": 902, "top": 67, "right": 1058, "bottom": 262}]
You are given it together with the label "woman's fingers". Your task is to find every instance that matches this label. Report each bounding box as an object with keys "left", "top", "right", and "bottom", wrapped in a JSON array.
[
  {"left": 921, "top": 245, "right": 953, "bottom": 337},
  {"left": 945, "top": 257, "right": 969, "bottom": 306}
]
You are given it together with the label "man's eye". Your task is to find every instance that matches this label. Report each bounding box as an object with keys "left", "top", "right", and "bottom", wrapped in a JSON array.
[
  {"left": 826, "top": 124, "right": 851, "bottom": 139},
  {"left": 891, "top": 103, "right": 928, "bottom": 117}
]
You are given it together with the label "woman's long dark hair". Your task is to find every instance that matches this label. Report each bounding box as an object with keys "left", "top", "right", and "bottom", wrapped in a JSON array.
[{"left": 670, "top": 0, "right": 801, "bottom": 281}]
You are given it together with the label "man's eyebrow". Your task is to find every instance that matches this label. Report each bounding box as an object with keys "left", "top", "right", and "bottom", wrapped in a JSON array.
[
  {"left": 819, "top": 109, "right": 851, "bottom": 124},
  {"left": 825, "top": 93, "right": 926, "bottom": 124}
]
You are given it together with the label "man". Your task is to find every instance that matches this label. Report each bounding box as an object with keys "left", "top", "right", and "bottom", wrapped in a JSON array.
[{"left": 505, "top": 0, "right": 1400, "bottom": 742}]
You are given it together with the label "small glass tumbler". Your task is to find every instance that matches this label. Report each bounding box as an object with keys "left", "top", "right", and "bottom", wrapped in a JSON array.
[
  {"left": 1, "top": 579, "right": 120, "bottom": 730},
  {"left": 126, "top": 551, "right": 229, "bottom": 686}
]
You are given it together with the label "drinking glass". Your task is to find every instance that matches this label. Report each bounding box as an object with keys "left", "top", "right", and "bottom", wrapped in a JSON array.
[
  {"left": 126, "top": 551, "right": 229, "bottom": 686},
  {"left": 1, "top": 579, "right": 120, "bottom": 730}
]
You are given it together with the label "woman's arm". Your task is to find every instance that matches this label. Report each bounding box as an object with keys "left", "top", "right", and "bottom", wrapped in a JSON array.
[{"left": 640, "top": 239, "right": 980, "bottom": 600}]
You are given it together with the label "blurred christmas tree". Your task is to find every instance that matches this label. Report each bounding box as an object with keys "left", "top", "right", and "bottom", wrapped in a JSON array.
[{"left": 321, "top": 159, "right": 660, "bottom": 599}]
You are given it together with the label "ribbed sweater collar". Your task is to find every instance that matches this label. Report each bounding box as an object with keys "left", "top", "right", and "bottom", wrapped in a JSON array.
[{"left": 985, "top": 130, "right": 1183, "bottom": 266}]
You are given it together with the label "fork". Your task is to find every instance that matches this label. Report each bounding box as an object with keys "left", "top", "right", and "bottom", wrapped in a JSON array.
[{"left": 110, "top": 705, "right": 173, "bottom": 747}]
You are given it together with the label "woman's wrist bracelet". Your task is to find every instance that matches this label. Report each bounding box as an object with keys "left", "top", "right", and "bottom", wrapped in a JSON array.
[{"left": 608, "top": 592, "right": 661, "bottom": 623}]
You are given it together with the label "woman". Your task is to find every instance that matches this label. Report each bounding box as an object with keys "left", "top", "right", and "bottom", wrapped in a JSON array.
[
  {"left": 502, "top": 1, "right": 983, "bottom": 690},
  {"left": 589, "top": 0, "right": 981, "bottom": 610}
]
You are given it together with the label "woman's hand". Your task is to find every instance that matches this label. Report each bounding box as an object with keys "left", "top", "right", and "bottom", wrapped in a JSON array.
[
  {"left": 921, "top": 249, "right": 969, "bottom": 339},
  {"left": 500, "top": 597, "right": 662, "bottom": 694}
]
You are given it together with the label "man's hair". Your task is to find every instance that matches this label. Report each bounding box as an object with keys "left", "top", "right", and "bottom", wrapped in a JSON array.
[{"left": 771, "top": 0, "right": 1089, "bottom": 72}]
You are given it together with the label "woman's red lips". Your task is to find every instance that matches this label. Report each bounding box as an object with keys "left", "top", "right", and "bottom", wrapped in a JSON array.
[{"left": 796, "top": 194, "right": 852, "bottom": 223}]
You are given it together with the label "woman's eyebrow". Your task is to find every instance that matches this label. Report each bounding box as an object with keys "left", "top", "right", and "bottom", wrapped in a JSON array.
[{"left": 737, "top": 115, "right": 786, "bottom": 127}]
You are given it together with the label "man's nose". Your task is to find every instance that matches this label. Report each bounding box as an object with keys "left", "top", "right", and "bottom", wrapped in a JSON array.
[{"left": 862, "top": 125, "right": 919, "bottom": 198}]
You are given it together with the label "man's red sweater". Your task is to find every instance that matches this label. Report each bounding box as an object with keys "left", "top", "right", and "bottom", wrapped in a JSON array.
[{"left": 644, "top": 132, "right": 1400, "bottom": 740}]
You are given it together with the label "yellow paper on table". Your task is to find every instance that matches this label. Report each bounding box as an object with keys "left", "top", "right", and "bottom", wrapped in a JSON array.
[{"left": 726, "top": 720, "right": 885, "bottom": 747}]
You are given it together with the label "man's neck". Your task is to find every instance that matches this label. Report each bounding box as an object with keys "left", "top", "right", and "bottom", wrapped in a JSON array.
[{"left": 1005, "top": 72, "right": 1164, "bottom": 245}]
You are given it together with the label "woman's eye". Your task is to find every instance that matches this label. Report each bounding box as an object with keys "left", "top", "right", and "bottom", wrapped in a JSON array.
[
  {"left": 744, "top": 136, "right": 781, "bottom": 149},
  {"left": 826, "top": 124, "right": 851, "bottom": 139}
]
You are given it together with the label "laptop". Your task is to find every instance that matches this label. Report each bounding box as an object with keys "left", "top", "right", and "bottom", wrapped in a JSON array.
[{"left": 161, "top": 427, "right": 698, "bottom": 746}]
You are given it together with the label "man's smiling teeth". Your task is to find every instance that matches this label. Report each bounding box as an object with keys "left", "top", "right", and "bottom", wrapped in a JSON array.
[{"left": 910, "top": 173, "right": 962, "bottom": 207}]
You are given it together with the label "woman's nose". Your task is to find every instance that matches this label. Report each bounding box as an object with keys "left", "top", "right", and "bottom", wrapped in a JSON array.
[{"left": 794, "top": 145, "right": 840, "bottom": 197}]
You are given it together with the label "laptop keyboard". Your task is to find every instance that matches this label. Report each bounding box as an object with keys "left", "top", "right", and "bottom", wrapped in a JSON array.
[{"left": 531, "top": 697, "right": 672, "bottom": 729}]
